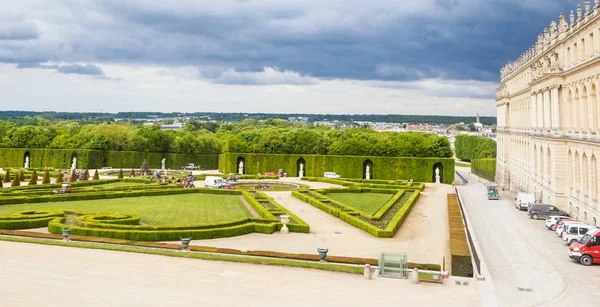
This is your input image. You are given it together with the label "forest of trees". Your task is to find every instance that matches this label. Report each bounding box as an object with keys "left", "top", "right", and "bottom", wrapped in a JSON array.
[
  {"left": 0, "top": 118, "right": 453, "bottom": 158},
  {"left": 0, "top": 111, "right": 496, "bottom": 125}
]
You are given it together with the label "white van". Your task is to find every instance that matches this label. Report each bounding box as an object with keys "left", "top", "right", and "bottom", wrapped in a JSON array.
[
  {"left": 562, "top": 225, "right": 595, "bottom": 246},
  {"left": 204, "top": 176, "right": 226, "bottom": 188},
  {"left": 324, "top": 172, "right": 341, "bottom": 178},
  {"left": 515, "top": 192, "right": 535, "bottom": 211},
  {"left": 557, "top": 221, "right": 583, "bottom": 237}
]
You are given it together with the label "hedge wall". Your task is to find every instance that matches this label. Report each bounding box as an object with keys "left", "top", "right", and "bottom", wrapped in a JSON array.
[
  {"left": 447, "top": 194, "right": 473, "bottom": 277},
  {"left": 454, "top": 135, "right": 496, "bottom": 162},
  {"left": 0, "top": 148, "right": 218, "bottom": 170},
  {"left": 220, "top": 153, "right": 454, "bottom": 184},
  {"left": 471, "top": 158, "right": 496, "bottom": 182}
]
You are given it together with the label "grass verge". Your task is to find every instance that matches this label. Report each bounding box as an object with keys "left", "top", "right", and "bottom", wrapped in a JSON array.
[{"left": 0, "top": 235, "right": 364, "bottom": 274}]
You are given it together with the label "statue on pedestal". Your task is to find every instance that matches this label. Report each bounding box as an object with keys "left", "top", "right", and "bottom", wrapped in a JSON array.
[
  {"left": 299, "top": 163, "right": 304, "bottom": 178},
  {"left": 365, "top": 165, "right": 370, "bottom": 180},
  {"left": 161, "top": 158, "right": 166, "bottom": 170},
  {"left": 71, "top": 157, "right": 77, "bottom": 171},
  {"left": 435, "top": 167, "right": 441, "bottom": 184},
  {"left": 24, "top": 156, "right": 30, "bottom": 169},
  {"left": 238, "top": 161, "right": 244, "bottom": 175}
]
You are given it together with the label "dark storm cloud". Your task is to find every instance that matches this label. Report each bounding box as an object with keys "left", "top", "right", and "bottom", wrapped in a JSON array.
[
  {"left": 16, "top": 62, "right": 105, "bottom": 77},
  {"left": 0, "top": 0, "right": 588, "bottom": 86}
]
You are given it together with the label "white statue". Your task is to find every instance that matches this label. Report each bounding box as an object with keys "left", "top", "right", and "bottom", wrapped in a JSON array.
[
  {"left": 161, "top": 158, "right": 166, "bottom": 170},
  {"left": 299, "top": 163, "right": 304, "bottom": 178},
  {"left": 435, "top": 167, "right": 441, "bottom": 184},
  {"left": 365, "top": 165, "right": 370, "bottom": 180},
  {"left": 71, "top": 157, "right": 77, "bottom": 171},
  {"left": 238, "top": 161, "right": 244, "bottom": 175},
  {"left": 24, "top": 156, "right": 30, "bottom": 168}
]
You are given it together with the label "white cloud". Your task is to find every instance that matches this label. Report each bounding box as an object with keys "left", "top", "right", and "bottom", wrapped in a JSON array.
[{"left": 0, "top": 63, "right": 496, "bottom": 116}]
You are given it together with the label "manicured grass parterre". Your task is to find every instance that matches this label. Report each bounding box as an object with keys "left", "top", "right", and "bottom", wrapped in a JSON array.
[
  {"left": 293, "top": 184, "right": 420, "bottom": 238},
  {"left": 0, "top": 194, "right": 251, "bottom": 227},
  {"left": 327, "top": 193, "right": 393, "bottom": 215},
  {"left": 0, "top": 179, "right": 310, "bottom": 241}
]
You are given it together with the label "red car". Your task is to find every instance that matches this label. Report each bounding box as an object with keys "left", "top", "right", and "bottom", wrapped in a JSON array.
[{"left": 569, "top": 228, "right": 600, "bottom": 266}]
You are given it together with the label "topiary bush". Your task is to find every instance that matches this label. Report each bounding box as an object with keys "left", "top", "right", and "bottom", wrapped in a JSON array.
[
  {"left": 42, "top": 170, "right": 50, "bottom": 184},
  {"left": 118, "top": 169, "right": 124, "bottom": 179},
  {"left": 3, "top": 169, "right": 10, "bottom": 183},
  {"left": 70, "top": 170, "right": 77, "bottom": 182},
  {"left": 11, "top": 173, "right": 20, "bottom": 187},
  {"left": 28, "top": 170, "right": 38, "bottom": 185},
  {"left": 130, "top": 169, "right": 135, "bottom": 178},
  {"left": 56, "top": 172, "right": 64, "bottom": 183},
  {"left": 83, "top": 169, "right": 90, "bottom": 181},
  {"left": 93, "top": 169, "right": 100, "bottom": 180},
  {"left": 19, "top": 170, "right": 25, "bottom": 181}
]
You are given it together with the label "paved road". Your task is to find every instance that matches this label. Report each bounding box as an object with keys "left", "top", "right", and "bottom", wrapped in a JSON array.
[
  {"left": 457, "top": 168, "right": 600, "bottom": 307},
  {"left": 0, "top": 241, "right": 481, "bottom": 307}
]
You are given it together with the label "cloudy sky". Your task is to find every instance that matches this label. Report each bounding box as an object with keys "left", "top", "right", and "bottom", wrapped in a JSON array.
[{"left": 0, "top": 0, "right": 586, "bottom": 115}]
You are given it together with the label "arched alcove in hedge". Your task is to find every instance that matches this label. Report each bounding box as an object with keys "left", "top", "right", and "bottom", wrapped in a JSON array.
[
  {"left": 432, "top": 162, "right": 443, "bottom": 183},
  {"left": 23, "top": 151, "right": 31, "bottom": 168},
  {"left": 236, "top": 156, "right": 246, "bottom": 174},
  {"left": 296, "top": 157, "right": 306, "bottom": 177},
  {"left": 363, "top": 159, "right": 373, "bottom": 179}
]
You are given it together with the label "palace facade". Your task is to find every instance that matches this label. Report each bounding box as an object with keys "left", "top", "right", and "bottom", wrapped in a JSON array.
[{"left": 496, "top": 1, "right": 600, "bottom": 227}]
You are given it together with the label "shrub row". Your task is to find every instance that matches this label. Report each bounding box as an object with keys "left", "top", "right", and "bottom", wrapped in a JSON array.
[
  {"left": 0, "top": 186, "right": 243, "bottom": 205},
  {"left": 471, "top": 158, "right": 496, "bottom": 182},
  {"left": 242, "top": 191, "right": 310, "bottom": 233},
  {"left": 292, "top": 189, "right": 419, "bottom": 238},
  {"left": 454, "top": 135, "right": 496, "bottom": 162},
  {"left": 301, "top": 177, "right": 425, "bottom": 191},
  {"left": 0, "top": 148, "right": 219, "bottom": 170},
  {"left": 447, "top": 194, "right": 473, "bottom": 277},
  {"left": 220, "top": 153, "right": 455, "bottom": 184}
]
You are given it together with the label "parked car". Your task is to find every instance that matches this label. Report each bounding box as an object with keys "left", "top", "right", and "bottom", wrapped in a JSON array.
[
  {"left": 324, "top": 172, "right": 341, "bottom": 178},
  {"left": 204, "top": 176, "right": 226, "bottom": 188},
  {"left": 569, "top": 228, "right": 600, "bottom": 266},
  {"left": 528, "top": 204, "right": 568, "bottom": 220},
  {"left": 562, "top": 224, "right": 593, "bottom": 246},
  {"left": 515, "top": 192, "right": 535, "bottom": 211},
  {"left": 545, "top": 216, "right": 570, "bottom": 230},
  {"left": 557, "top": 221, "right": 583, "bottom": 237}
]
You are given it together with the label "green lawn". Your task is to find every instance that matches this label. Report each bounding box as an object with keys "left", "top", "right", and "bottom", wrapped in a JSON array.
[
  {"left": 327, "top": 193, "right": 393, "bottom": 215},
  {"left": 0, "top": 194, "right": 250, "bottom": 227}
]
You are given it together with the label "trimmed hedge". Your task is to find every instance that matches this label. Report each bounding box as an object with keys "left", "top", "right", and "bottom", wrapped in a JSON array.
[
  {"left": 447, "top": 194, "right": 473, "bottom": 277},
  {"left": 471, "top": 158, "right": 496, "bottom": 182},
  {"left": 454, "top": 135, "right": 496, "bottom": 162},
  {"left": 220, "top": 153, "right": 454, "bottom": 184},
  {"left": 293, "top": 188, "right": 420, "bottom": 238},
  {"left": 302, "top": 177, "right": 426, "bottom": 191},
  {"left": 0, "top": 186, "right": 309, "bottom": 240},
  {"left": 0, "top": 148, "right": 219, "bottom": 170}
]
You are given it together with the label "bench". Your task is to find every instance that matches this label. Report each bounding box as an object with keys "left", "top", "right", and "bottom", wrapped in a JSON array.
[{"left": 264, "top": 172, "right": 276, "bottom": 176}]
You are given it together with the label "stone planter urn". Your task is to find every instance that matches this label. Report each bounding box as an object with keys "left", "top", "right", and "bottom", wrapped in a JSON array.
[
  {"left": 180, "top": 237, "right": 191, "bottom": 251},
  {"left": 62, "top": 228, "right": 72, "bottom": 241},
  {"left": 279, "top": 214, "right": 290, "bottom": 234},
  {"left": 317, "top": 248, "right": 329, "bottom": 263}
]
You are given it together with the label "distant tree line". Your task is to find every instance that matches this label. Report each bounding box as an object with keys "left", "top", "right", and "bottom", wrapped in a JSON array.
[
  {"left": 0, "top": 118, "right": 453, "bottom": 158},
  {"left": 0, "top": 111, "right": 496, "bottom": 125},
  {"left": 454, "top": 135, "right": 496, "bottom": 161}
]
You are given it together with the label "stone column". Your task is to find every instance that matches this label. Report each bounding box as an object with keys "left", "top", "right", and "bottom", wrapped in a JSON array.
[
  {"left": 588, "top": 83, "right": 595, "bottom": 133},
  {"left": 544, "top": 89, "right": 552, "bottom": 129},
  {"left": 551, "top": 86, "right": 560, "bottom": 129},
  {"left": 538, "top": 91, "right": 544, "bottom": 129},
  {"left": 531, "top": 93, "right": 538, "bottom": 128}
]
